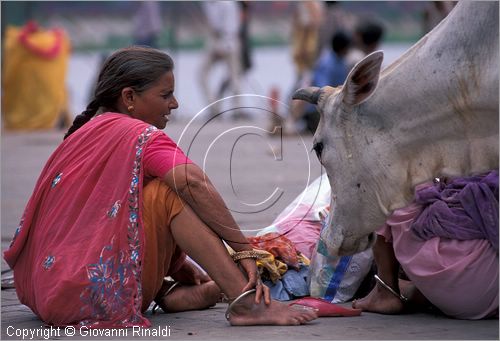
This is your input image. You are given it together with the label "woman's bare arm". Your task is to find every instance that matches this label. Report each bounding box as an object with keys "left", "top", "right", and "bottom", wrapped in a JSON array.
[{"left": 163, "top": 163, "right": 252, "bottom": 253}]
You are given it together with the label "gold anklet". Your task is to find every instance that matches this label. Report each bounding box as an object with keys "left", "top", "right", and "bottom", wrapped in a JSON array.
[
  {"left": 374, "top": 274, "right": 408, "bottom": 302},
  {"left": 225, "top": 288, "right": 256, "bottom": 320}
]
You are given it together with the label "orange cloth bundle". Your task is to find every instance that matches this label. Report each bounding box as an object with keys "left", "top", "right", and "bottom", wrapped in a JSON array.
[
  {"left": 2, "top": 21, "right": 71, "bottom": 130},
  {"left": 247, "top": 232, "right": 300, "bottom": 269}
]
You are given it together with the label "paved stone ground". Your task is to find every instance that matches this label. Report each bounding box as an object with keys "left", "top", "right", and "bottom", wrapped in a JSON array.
[{"left": 1, "top": 120, "right": 498, "bottom": 340}]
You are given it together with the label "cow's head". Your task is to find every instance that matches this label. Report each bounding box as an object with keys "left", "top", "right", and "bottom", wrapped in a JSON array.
[{"left": 293, "top": 51, "right": 385, "bottom": 256}]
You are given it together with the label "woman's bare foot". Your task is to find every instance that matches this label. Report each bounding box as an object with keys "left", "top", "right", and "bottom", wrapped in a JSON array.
[
  {"left": 158, "top": 280, "right": 221, "bottom": 313},
  {"left": 228, "top": 295, "right": 318, "bottom": 326},
  {"left": 352, "top": 282, "right": 404, "bottom": 314}
]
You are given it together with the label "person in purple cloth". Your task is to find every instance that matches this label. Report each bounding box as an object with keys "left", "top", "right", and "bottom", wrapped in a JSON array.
[{"left": 353, "top": 171, "right": 499, "bottom": 320}]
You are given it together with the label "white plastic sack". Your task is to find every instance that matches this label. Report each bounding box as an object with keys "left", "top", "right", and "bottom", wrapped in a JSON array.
[
  {"left": 257, "top": 174, "right": 330, "bottom": 259},
  {"left": 258, "top": 173, "right": 373, "bottom": 303},
  {"left": 308, "top": 215, "right": 373, "bottom": 303}
]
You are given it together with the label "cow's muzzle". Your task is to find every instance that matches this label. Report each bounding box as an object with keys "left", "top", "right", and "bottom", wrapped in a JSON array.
[
  {"left": 337, "top": 232, "right": 377, "bottom": 256},
  {"left": 322, "top": 227, "right": 377, "bottom": 256}
]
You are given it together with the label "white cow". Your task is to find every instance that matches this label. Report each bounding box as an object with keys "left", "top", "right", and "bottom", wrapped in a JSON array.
[{"left": 293, "top": 1, "right": 499, "bottom": 255}]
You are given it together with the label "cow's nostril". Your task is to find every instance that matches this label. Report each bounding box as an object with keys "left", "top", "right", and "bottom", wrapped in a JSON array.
[{"left": 313, "top": 141, "right": 323, "bottom": 161}]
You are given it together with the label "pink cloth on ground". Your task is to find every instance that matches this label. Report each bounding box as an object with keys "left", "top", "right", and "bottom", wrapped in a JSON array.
[
  {"left": 276, "top": 212, "right": 321, "bottom": 259},
  {"left": 3, "top": 113, "right": 191, "bottom": 327},
  {"left": 378, "top": 202, "right": 499, "bottom": 319}
]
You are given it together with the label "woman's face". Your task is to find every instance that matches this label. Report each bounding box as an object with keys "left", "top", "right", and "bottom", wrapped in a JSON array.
[{"left": 132, "top": 71, "right": 178, "bottom": 129}]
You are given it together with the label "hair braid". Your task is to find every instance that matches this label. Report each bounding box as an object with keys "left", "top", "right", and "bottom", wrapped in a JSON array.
[{"left": 63, "top": 99, "right": 100, "bottom": 140}]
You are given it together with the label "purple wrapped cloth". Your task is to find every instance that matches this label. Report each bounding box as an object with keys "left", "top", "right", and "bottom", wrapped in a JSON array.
[{"left": 411, "top": 170, "right": 499, "bottom": 252}]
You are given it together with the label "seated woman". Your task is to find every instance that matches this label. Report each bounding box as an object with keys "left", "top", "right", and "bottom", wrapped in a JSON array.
[
  {"left": 353, "top": 172, "right": 499, "bottom": 320},
  {"left": 3, "top": 46, "right": 318, "bottom": 328}
]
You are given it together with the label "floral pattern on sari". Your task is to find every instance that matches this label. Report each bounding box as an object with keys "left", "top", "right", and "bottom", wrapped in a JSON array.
[
  {"left": 9, "top": 217, "right": 24, "bottom": 248},
  {"left": 79, "top": 239, "right": 134, "bottom": 323},
  {"left": 107, "top": 201, "right": 121, "bottom": 219},
  {"left": 51, "top": 172, "right": 63, "bottom": 188},
  {"left": 125, "top": 125, "right": 157, "bottom": 323},
  {"left": 42, "top": 255, "right": 55, "bottom": 270},
  {"left": 79, "top": 125, "right": 157, "bottom": 326}
]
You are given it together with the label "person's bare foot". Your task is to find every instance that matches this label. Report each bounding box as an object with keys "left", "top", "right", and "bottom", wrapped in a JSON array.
[
  {"left": 227, "top": 295, "right": 318, "bottom": 326},
  {"left": 158, "top": 280, "right": 221, "bottom": 313},
  {"left": 352, "top": 281, "right": 404, "bottom": 314},
  {"left": 399, "top": 279, "right": 434, "bottom": 312}
]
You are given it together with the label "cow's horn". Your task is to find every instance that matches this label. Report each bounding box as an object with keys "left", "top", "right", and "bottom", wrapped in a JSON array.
[{"left": 292, "top": 87, "right": 322, "bottom": 104}]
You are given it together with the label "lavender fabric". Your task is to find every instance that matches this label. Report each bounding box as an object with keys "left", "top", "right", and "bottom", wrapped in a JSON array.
[{"left": 411, "top": 170, "right": 499, "bottom": 252}]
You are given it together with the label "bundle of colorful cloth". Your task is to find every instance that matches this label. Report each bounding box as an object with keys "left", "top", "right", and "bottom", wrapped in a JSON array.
[{"left": 244, "top": 233, "right": 310, "bottom": 301}]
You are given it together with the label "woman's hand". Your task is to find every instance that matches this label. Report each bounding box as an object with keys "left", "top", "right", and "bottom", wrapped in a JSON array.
[{"left": 238, "top": 258, "right": 271, "bottom": 305}]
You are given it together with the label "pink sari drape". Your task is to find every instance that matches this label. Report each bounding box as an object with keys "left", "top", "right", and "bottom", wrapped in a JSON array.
[
  {"left": 4, "top": 113, "right": 164, "bottom": 328},
  {"left": 379, "top": 201, "right": 499, "bottom": 319}
]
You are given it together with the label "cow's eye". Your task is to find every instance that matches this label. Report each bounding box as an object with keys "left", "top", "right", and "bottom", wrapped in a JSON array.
[{"left": 313, "top": 141, "right": 323, "bottom": 161}]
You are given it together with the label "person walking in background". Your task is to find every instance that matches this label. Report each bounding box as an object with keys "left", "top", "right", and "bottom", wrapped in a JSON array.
[
  {"left": 317, "top": 1, "right": 351, "bottom": 55},
  {"left": 312, "top": 30, "right": 351, "bottom": 89},
  {"left": 290, "top": 1, "right": 325, "bottom": 85},
  {"left": 199, "top": 1, "right": 242, "bottom": 119},
  {"left": 301, "top": 30, "right": 352, "bottom": 133},
  {"left": 346, "top": 20, "right": 385, "bottom": 70},
  {"left": 133, "top": 1, "right": 163, "bottom": 48},
  {"left": 286, "top": 1, "right": 324, "bottom": 134},
  {"left": 238, "top": 1, "right": 253, "bottom": 78},
  {"left": 217, "top": 1, "right": 253, "bottom": 120}
]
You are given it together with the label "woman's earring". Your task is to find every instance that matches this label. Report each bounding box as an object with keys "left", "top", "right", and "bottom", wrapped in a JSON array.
[{"left": 127, "top": 105, "right": 134, "bottom": 112}]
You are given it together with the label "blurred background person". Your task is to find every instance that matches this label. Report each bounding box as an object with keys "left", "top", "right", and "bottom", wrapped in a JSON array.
[
  {"left": 199, "top": 1, "right": 242, "bottom": 119},
  {"left": 290, "top": 1, "right": 325, "bottom": 86},
  {"left": 346, "top": 19, "right": 385, "bottom": 70},
  {"left": 286, "top": 0, "right": 325, "bottom": 134},
  {"left": 2, "top": 21, "right": 71, "bottom": 130},
  {"left": 217, "top": 1, "right": 253, "bottom": 120},
  {"left": 133, "top": 1, "right": 163, "bottom": 48},
  {"left": 312, "top": 30, "right": 352, "bottom": 93},
  {"left": 239, "top": 1, "right": 253, "bottom": 79},
  {"left": 317, "top": 1, "right": 351, "bottom": 54},
  {"left": 303, "top": 30, "right": 352, "bottom": 133}
]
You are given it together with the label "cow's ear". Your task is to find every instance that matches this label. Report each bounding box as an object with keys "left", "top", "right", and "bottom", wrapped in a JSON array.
[{"left": 342, "top": 51, "right": 383, "bottom": 106}]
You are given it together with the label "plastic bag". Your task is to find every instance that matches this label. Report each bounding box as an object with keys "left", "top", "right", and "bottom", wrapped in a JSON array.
[
  {"left": 308, "top": 215, "right": 373, "bottom": 303},
  {"left": 258, "top": 173, "right": 373, "bottom": 303},
  {"left": 257, "top": 173, "right": 330, "bottom": 259}
]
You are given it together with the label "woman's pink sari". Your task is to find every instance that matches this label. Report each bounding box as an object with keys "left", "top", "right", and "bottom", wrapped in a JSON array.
[{"left": 4, "top": 113, "right": 164, "bottom": 328}]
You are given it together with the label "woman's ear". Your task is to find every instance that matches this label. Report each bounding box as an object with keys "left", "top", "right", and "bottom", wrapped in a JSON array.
[{"left": 120, "top": 87, "right": 135, "bottom": 107}]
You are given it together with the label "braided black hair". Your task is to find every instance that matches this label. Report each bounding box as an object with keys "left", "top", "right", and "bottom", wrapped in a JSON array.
[
  {"left": 63, "top": 99, "right": 100, "bottom": 139},
  {"left": 64, "top": 46, "right": 174, "bottom": 139}
]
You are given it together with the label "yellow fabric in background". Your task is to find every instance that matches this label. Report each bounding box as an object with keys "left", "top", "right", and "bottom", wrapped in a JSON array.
[{"left": 2, "top": 24, "right": 71, "bottom": 130}]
